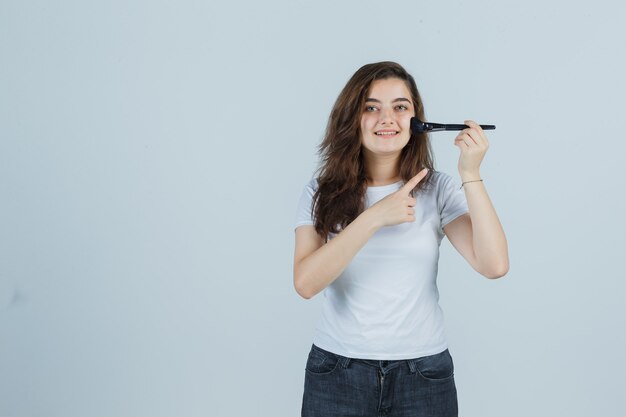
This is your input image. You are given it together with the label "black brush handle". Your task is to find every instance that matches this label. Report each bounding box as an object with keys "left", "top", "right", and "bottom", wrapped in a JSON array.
[
  {"left": 444, "top": 123, "right": 496, "bottom": 131},
  {"left": 411, "top": 117, "right": 496, "bottom": 133}
]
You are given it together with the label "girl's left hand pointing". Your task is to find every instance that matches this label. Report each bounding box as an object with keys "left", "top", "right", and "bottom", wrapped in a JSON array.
[{"left": 454, "top": 120, "right": 489, "bottom": 177}]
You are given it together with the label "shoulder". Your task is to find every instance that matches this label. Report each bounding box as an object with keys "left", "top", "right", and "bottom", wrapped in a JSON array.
[
  {"left": 296, "top": 178, "right": 320, "bottom": 207},
  {"left": 301, "top": 177, "right": 319, "bottom": 196},
  {"left": 295, "top": 177, "right": 320, "bottom": 226},
  {"left": 429, "top": 170, "right": 459, "bottom": 192},
  {"left": 417, "top": 169, "right": 452, "bottom": 194},
  {"left": 430, "top": 170, "right": 453, "bottom": 184}
]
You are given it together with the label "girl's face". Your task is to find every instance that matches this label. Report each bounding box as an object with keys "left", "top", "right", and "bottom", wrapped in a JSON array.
[{"left": 360, "top": 78, "right": 415, "bottom": 158}]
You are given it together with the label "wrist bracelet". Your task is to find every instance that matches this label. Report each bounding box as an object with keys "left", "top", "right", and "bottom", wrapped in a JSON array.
[{"left": 459, "top": 179, "right": 483, "bottom": 189}]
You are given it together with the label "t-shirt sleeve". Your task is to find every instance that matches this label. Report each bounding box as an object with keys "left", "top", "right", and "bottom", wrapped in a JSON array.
[
  {"left": 438, "top": 172, "right": 469, "bottom": 234},
  {"left": 294, "top": 178, "right": 318, "bottom": 230}
]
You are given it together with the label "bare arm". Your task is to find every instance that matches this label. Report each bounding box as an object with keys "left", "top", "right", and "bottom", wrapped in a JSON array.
[
  {"left": 444, "top": 120, "right": 509, "bottom": 279},
  {"left": 294, "top": 211, "right": 380, "bottom": 299},
  {"left": 293, "top": 168, "right": 430, "bottom": 299},
  {"left": 444, "top": 178, "right": 509, "bottom": 278}
]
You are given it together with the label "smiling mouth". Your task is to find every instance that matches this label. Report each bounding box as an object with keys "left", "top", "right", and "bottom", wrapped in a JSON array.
[{"left": 375, "top": 131, "right": 399, "bottom": 137}]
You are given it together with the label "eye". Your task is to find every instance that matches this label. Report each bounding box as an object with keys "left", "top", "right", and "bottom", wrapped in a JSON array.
[
  {"left": 365, "top": 105, "right": 378, "bottom": 112},
  {"left": 396, "top": 105, "right": 408, "bottom": 111}
]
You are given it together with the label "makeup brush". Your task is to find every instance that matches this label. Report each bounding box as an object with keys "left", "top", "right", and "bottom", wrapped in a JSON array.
[{"left": 411, "top": 117, "right": 495, "bottom": 133}]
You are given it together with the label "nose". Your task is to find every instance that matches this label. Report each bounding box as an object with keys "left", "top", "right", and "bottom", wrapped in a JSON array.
[{"left": 379, "top": 107, "right": 395, "bottom": 125}]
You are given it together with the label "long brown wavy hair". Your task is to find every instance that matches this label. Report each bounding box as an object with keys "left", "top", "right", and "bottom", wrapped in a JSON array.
[{"left": 312, "top": 61, "right": 435, "bottom": 242}]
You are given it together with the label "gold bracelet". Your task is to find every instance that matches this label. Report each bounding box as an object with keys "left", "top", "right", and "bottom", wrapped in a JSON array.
[{"left": 459, "top": 179, "right": 483, "bottom": 189}]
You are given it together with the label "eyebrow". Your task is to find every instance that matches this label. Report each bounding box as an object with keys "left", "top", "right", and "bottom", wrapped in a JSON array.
[{"left": 365, "top": 97, "right": 411, "bottom": 103}]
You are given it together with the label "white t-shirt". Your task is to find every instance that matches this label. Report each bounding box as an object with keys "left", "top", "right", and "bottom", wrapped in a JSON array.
[{"left": 294, "top": 170, "right": 469, "bottom": 360}]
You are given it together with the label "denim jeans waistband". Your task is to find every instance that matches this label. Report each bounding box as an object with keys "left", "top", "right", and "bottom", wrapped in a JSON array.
[{"left": 312, "top": 344, "right": 422, "bottom": 371}]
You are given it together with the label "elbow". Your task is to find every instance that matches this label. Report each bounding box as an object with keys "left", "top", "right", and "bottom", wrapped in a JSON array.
[
  {"left": 295, "top": 285, "right": 314, "bottom": 300},
  {"left": 484, "top": 262, "right": 509, "bottom": 280},
  {"left": 293, "top": 274, "right": 315, "bottom": 300}
]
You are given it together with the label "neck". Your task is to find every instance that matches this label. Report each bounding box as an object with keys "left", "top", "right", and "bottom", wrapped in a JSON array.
[
  {"left": 364, "top": 153, "right": 401, "bottom": 187},
  {"left": 365, "top": 169, "right": 401, "bottom": 187}
]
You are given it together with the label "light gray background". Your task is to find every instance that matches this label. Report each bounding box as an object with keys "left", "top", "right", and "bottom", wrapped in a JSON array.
[{"left": 1, "top": 0, "right": 624, "bottom": 416}]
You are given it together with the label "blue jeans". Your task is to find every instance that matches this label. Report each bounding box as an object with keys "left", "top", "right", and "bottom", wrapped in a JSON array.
[{"left": 301, "top": 344, "right": 458, "bottom": 417}]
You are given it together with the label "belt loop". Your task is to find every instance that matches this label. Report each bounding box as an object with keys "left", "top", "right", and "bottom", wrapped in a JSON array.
[
  {"left": 340, "top": 356, "right": 352, "bottom": 369},
  {"left": 406, "top": 359, "right": 417, "bottom": 374}
]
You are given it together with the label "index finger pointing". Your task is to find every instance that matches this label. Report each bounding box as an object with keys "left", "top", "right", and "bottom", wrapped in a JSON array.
[{"left": 401, "top": 168, "right": 429, "bottom": 193}]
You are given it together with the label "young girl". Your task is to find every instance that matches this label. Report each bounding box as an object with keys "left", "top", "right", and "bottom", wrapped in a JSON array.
[{"left": 293, "top": 61, "right": 508, "bottom": 417}]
